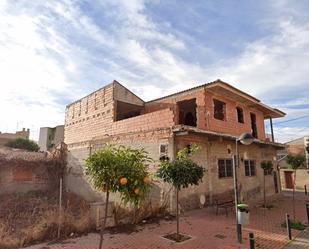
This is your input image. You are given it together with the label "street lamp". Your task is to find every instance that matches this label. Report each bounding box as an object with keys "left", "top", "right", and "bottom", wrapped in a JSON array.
[{"left": 233, "top": 132, "right": 254, "bottom": 243}]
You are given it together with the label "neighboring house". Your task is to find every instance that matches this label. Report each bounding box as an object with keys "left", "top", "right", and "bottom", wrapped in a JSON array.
[
  {"left": 278, "top": 136, "right": 309, "bottom": 190},
  {"left": 64, "top": 79, "right": 285, "bottom": 211},
  {"left": 0, "top": 128, "right": 30, "bottom": 147},
  {"left": 38, "top": 125, "right": 64, "bottom": 151}
]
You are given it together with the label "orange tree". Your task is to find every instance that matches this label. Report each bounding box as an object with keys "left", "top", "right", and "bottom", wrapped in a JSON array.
[
  {"left": 157, "top": 145, "right": 204, "bottom": 241},
  {"left": 286, "top": 154, "right": 305, "bottom": 221},
  {"left": 85, "top": 145, "right": 152, "bottom": 249},
  {"left": 260, "top": 160, "right": 273, "bottom": 208}
]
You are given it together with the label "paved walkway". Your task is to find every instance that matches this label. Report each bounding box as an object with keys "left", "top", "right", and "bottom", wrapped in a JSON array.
[
  {"left": 25, "top": 194, "right": 309, "bottom": 249},
  {"left": 283, "top": 228, "right": 309, "bottom": 249}
]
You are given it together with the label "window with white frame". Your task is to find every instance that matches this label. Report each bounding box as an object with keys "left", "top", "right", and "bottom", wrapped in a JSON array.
[
  {"left": 218, "top": 159, "right": 233, "bottom": 178},
  {"left": 244, "top": 160, "right": 256, "bottom": 176}
]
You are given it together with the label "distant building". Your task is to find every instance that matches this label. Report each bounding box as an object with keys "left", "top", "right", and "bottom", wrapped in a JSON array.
[
  {"left": 38, "top": 125, "right": 64, "bottom": 151},
  {"left": 0, "top": 128, "right": 30, "bottom": 147},
  {"left": 278, "top": 136, "right": 309, "bottom": 169},
  {"left": 279, "top": 136, "right": 309, "bottom": 190}
]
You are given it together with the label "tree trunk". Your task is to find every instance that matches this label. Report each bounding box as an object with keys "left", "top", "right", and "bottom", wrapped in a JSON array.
[
  {"left": 176, "top": 187, "right": 179, "bottom": 241},
  {"left": 263, "top": 172, "right": 266, "bottom": 208},
  {"left": 292, "top": 170, "right": 296, "bottom": 221},
  {"left": 99, "top": 189, "right": 110, "bottom": 249}
]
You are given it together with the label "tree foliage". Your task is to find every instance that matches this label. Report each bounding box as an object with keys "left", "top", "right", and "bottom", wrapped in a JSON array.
[
  {"left": 157, "top": 144, "right": 204, "bottom": 190},
  {"left": 85, "top": 144, "right": 153, "bottom": 206},
  {"left": 6, "top": 138, "right": 39, "bottom": 152},
  {"left": 260, "top": 160, "right": 273, "bottom": 170},
  {"left": 286, "top": 154, "right": 305, "bottom": 170}
]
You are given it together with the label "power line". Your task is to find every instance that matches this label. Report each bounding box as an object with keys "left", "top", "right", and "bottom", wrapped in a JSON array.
[{"left": 274, "top": 115, "right": 309, "bottom": 125}]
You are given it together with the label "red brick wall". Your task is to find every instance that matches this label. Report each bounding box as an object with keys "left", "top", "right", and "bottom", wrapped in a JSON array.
[
  {"left": 205, "top": 91, "right": 266, "bottom": 140},
  {"left": 64, "top": 84, "right": 114, "bottom": 144},
  {"left": 0, "top": 164, "right": 52, "bottom": 195},
  {"left": 65, "top": 83, "right": 267, "bottom": 145},
  {"left": 145, "top": 88, "right": 206, "bottom": 129},
  {"left": 111, "top": 108, "right": 175, "bottom": 135},
  {"left": 145, "top": 88, "right": 266, "bottom": 140}
]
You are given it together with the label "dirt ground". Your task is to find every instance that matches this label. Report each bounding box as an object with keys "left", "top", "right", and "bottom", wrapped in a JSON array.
[{"left": 0, "top": 190, "right": 93, "bottom": 249}]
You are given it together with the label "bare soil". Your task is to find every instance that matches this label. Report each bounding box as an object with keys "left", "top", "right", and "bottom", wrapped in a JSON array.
[
  {"left": 162, "top": 232, "right": 192, "bottom": 242},
  {"left": 0, "top": 190, "right": 93, "bottom": 249}
]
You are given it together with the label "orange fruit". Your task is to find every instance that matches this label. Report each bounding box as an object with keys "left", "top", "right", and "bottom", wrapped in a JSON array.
[
  {"left": 120, "top": 177, "right": 128, "bottom": 185},
  {"left": 134, "top": 188, "right": 140, "bottom": 195},
  {"left": 143, "top": 176, "right": 150, "bottom": 184}
]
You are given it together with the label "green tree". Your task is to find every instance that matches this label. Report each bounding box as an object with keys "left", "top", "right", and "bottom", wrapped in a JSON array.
[
  {"left": 5, "top": 138, "right": 39, "bottom": 152},
  {"left": 286, "top": 154, "right": 305, "bottom": 220},
  {"left": 260, "top": 160, "right": 273, "bottom": 208},
  {"left": 157, "top": 145, "right": 204, "bottom": 241},
  {"left": 86, "top": 145, "right": 152, "bottom": 249}
]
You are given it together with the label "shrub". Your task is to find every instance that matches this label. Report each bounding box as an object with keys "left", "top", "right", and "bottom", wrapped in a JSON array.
[{"left": 5, "top": 138, "right": 39, "bottom": 152}]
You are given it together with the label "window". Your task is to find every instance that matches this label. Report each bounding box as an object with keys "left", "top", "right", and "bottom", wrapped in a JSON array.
[
  {"left": 244, "top": 160, "right": 256, "bottom": 176},
  {"left": 177, "top": 99, "right": 197, "bottom": 127},
  {"left": 160, "top": 144, "right": 168, "bottom": 154},
  {"left": 159, "top": 144, "right": 169, "bottom": 161},
  {"left": 213, "top": 99, "right": 226, "bottom": 121},
  {"left": 218, "top": 159, "right": 233, "bottom": 178},
  {"left": 236, "top": 107, "right": 244, "bottom": 123},
  {"left": 250, "top": 113, "right": 258, "bottom": 138}
]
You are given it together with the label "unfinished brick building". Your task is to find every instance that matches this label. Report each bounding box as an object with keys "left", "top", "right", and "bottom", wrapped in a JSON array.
[{"left": 64, "top": 80, "right": 285, "bottom": 212}]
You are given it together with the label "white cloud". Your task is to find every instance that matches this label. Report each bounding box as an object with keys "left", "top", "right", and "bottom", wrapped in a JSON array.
[{"left": 0, "top": 0, "right": 308, "bottom": 144}]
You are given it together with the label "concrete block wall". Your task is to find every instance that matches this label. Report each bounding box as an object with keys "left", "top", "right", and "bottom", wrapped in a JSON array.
[{"left": 65, "top": 128, "right": 175, "bottom": 210}]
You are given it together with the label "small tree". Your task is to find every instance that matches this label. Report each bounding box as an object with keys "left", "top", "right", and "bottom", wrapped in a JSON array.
[
  {"left": 5, "top": 138, "right": 39, "bottom": 152},
  {"left": 286, "top": 154, "right": 305, "bottom": 220},
  {"left": 260, "top": 160, "right": 273, "bottom": 208},
  {"left": 86, "top": 145, "right": 152, "bottom": 249},
  {"left": 157, "top": 145, "right": 204, "bottom": 241}
]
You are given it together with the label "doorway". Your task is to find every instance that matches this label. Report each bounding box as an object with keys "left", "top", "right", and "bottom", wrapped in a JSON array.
[
  {"left": 177, "top": 99, "right": 197, "bottom": 127},
  {"left": 284, "top": 171, "right": 294, "bottom": 189}
]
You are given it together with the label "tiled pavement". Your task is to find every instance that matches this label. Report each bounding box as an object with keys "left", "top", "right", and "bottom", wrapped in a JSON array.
[
  {"left": 283, "top": 228, "right": 309, "bottom": 249},
  {"left": 25, "top": 192, "right": 309, "bottom": 249}
]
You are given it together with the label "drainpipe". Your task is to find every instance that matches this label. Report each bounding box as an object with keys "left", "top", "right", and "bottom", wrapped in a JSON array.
[{"left": 270, "top": 117, "right": 275, "bottom": 142}]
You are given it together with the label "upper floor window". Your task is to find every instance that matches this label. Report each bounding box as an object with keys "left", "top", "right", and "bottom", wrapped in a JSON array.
[
  {"left": 244, "top": 160, "right": 256, "bottom": 176},
  {"left": 218, "top": 159, "right": 233, "bottom": 178},
  {"left": 250, "top": 113, "right": 258, "bottom": 138},
  {"left": 236, "top": 107, "right": 244, "bottom": 123},
  {"left": 213, "top": 99, "right": 226, "bottom": 121}
]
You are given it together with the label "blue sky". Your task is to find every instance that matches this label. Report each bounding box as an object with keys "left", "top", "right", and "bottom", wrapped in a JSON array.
[{"left": 0, "top": 0, "right": 308, "bottom": 142}]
